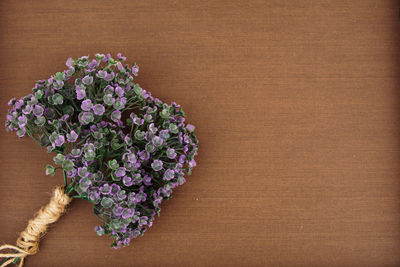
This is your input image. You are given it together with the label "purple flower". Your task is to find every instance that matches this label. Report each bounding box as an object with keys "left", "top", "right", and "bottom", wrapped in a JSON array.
[
  {"left": 54, "top": 135, "right": 65, "bottom": 147},
  {"left": 101, "top": 184, "right": 112, "bottom": 195},
  {"left": 163, "top": 169, "right": 175, "bottom": 181},
  {"left": 33, "top": 105, "right": 44, "bottom": 117},
  {"left": 151, "top": 160, "right": 163, "bottom": 171},
  {"left": 18, "top": 115, "right": 27, "bottom": 127},
  {"left": 88, "top": 59, "right": 98, "bottom": 69},
  {"left": 152, "top": 136, "right": 163, "bottom": 147},
  {"left": 166, "top": 148, "right": 177, "bottom": 159},
  {"left": 148, "top": 123, "right": 158, "bottom": 134},
  {"left": 115, "top": 167, "right": 126, "bottom": 178},
  {"left": 117, "top": 62, "right": 124, "bottom": 71},
  {"left": 113, "top": 205, "right": 124, "bottom": 217},
  {"left": 111, "top": 110, "right": 121, "bottom": 122},
  {"left": 189, "top": 159, "right": 197, "bottom": 168},
  {"left": 117, "top": 53, "right": 126, "bottom": 61},
  {"left": 123, "top": 152, "right": 137, "bottom": 164},
  {"left": 53, "top": 80, "right": 64, "bottom": 90},
  {"left": 111, "top": 184, "right": 121, "bottom": 195},
  {"left": 7, "top": 97, "right": 16, "bottom": 106},
  {"left": 101, "top": 197, "right": 113, "bottom": 209},
  {"left": 81, "top": 99, "right": 93, "bottom": 111},
  {"left": 123, "top": 176, "right": 134, "bottom": 187},
  {"left": 66, "top": 57, "right": 74, "bottom": 67},
  {"left": 115, "top": 86, "right": 124, "bottom": 97},
  {"left": 186, "top": 124, "right": 195, "bottom": 132},
  {"left": 103, "top": 94, "right": 115, "bottom": 106},
  {"left": 78, "top": 167, "right": 89, "bottom": 178},
  {"left": 96, "top": 70, "right": 107, "bottom": 79},
  {"left": 122, "top": 208, "right": 134, "bottom": 219},
  {"left": 179, "top": 155, "right": 186, "bottom": 164},
  {"left": 159, "top": 129, "right": 170, "bottom": 140},
  {"left": 16, "top": 128, "right": 26, "bottom": 137},
  {"left": 67, "top": 130, "right": 78, "bottom": 142},
  {"left": 78, "top": 111, "right": 94, "bottom": 125},
  {"left": 105, "top": 72, "right": 115, "bottom": 82},
  {"left": 82, "top": 75, "right": 93, "bottom": 85},
  {"left": 93, "top": 104, "right": 105, "bottom": 116},
  {"left": 138, "top": 150, "right": 150, "bottom": 161},
  {"left": 75, "top": 85, "right": 86, "bottom": 100},
  {"left": 131, "top": 64, "right": 139, "bottom": 76},
  {"left": 22, "top": 105, "right": 32, "bottom": 115}
]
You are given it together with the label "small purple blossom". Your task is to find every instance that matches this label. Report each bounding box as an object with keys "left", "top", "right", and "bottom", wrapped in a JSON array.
[
  {"left": 151, "top": 160, "right": 163, "bottom": 171},
  {"left": 186, "top": 124, "right": 195, "bottom": 132},
  {"left": 66, "top": 57, "right": 74, "bottom": 67},
  {"left": 117, "top": 53, "right": 126, "bottom": 61},
  {"left": 166, "top": 148, "right": 177, "bottom": 159},
  {"left": 53, "top": 135, "right": 65, "bottom": 147},
  {"left": 163, "top": 169, "right": 175, "bottom": 181},
  {"left": 115, "top": 167, "right": 126, "bottom": 178},
  {"left": 93, "top": 104, "right": 105, "bottom": 116},
  {"left": 67, "top": 130, "right": 78, "bottom": 143},
  {"left": 105, "top": 72, "right": 115, "bottom": 82},
  {"left": 131, "top": 64, "right": 139, "bottom": 76},
  {"left": 32, "top": 105, "right": 44, "bottom": 117},
  {"left": 78, "top": 111, "right": 94, "bottom": 125},
  {"left": 82, "top": 75, "right": 93, "bottom": 85},
  {"left": 76, "top": 85, "right": 86, "bottom": 100},
  {"left": 18, "top": 115, "right": 27, "bottom": 127},
  {"left": 96, "top": 70, "right": 107, "bottom": 79},
  {"left": 81, "top": 99, "right": 93, "bottom": 111},
  {"left": 111, "top": 110, "right": 121, "bottom": 122}
]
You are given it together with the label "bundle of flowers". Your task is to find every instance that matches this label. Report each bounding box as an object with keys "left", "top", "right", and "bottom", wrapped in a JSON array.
[{"left": 1, "top": 53, "right": 198, "bottom": 266}]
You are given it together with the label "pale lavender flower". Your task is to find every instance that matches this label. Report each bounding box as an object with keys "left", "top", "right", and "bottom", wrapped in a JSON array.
[
  {"left": 115, "top": 167, "right": 126, "bottom": 178},
  {"left": 189, "top": 159, "right": 197, "bottom": 168},
  {"left": 81, "top": 99, "right": 93, "bottom": 111},
  {"left": 53, "top": 80, "right": 64, "bottom": 90},
  {"left": 105, "top": 72, "right": 115, "bottom": 82},
  {"left": 96, "top": 70, "right": 107, "bottom": 79},
  {"left": 78, "top": 111, "right": 94, "bottom": 125},
  {"left": 54, "top": 135, "right": 65, "bottom": 147},
  {"left": 152, "top": 136, "right": 163, "bottom": 147},
  {"left": 18, "top": 115, "right": 27, "bottom": 127},
  {"left": 131, "top": 64, "right": 139, "bottom": 76},
  {"left": 166, "top": 148, "right": 177, "bottom": 159},
  {"left": 117, "top": 53, "right": 126, "bottom": 61},
  {"left": 117, "top": 61, "right": 124, "bottom": 71},
  {"left": 103, "top": 94, "right": 115, "bottom": 106},
  {"left": 111, "top": 110, "right": 121, "bottom": 122},
  {"left": 66, "top": 57, "right": 74, "bottom": 67},
  {"left": 186, "top": 124, "right": 195, "bottom": 132},
  {"left": 82, "top": 75, "right": 93, "bottom": 85},
  {"left": 151, "top": 160, "right": 163, "bottom": 171},
  {"left": 115, "top": 86, "right": 124, "bottom": 97},
  {"left": 67, "top": 130, "right": 78, "bottom": 142},
  {"left": 163, "top": 169, "right": 175, "bottom": 181},
  {"left": 93, "top": 104, "right": 105, "bottom": 116},
  {"left": 123, "top": 176, "right": 134, "bottom": 187},
  {"left": 76, "top": 85, "right": 86, "bottom": 100}
]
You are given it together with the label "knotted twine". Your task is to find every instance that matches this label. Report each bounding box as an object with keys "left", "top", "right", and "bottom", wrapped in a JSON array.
[{"left": 0, "top": 186, "right": 71, "bottom": 267}]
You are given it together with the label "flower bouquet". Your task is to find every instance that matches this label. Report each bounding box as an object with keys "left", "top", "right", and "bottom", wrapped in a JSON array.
[{"left": 1, "top": 53, "right": 199, "bottom": 266}]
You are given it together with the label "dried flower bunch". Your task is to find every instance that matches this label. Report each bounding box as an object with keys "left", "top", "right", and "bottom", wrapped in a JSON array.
[{"left": 5, "top": 53, "right": 199, "bottom": 248}]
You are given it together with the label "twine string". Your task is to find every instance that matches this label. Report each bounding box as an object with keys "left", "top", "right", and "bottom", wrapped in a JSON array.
[{"left": 0, "top": 186, "right": 71, "bottom": 267}]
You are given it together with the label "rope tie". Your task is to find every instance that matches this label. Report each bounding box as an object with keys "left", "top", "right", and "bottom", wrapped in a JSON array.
[{"left": 0, "top": 186, "right": 71, "bottom": 266}]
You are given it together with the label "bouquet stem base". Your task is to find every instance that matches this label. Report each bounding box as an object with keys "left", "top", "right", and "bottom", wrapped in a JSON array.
[{"left": 0, "top": 186, "right": 71, "bottom": 267}]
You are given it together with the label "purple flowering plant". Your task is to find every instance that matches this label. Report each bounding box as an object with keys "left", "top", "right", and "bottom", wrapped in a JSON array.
[{"left": 5, "top": 54, "right": 199, "bottom": 248}]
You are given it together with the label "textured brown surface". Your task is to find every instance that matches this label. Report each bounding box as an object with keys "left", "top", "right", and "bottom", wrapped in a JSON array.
[{"left": 0, "top": 1, "right": 399, "bottom": 266}]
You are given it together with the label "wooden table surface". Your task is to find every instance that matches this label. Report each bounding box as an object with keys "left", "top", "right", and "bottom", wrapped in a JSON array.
[{"left": 0, "top": 1, "right": 399, "bottom": 266}]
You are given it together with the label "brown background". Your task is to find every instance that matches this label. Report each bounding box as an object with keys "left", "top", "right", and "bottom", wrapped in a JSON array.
[{"left": 0, "top": 0, "right": 399, "bottom": 266}]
